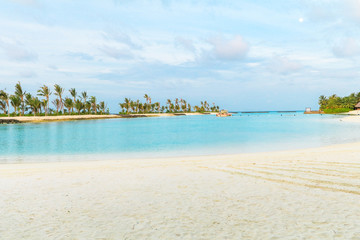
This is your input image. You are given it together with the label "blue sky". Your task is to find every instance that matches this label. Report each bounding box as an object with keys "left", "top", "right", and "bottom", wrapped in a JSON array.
[{"left": 1, "top": 0, "right": 360, "bottom": 111}]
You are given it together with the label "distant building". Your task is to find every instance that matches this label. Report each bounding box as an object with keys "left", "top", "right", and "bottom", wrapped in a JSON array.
[
  {"left": 355, "top": 103, "right": 360, "bottom": 110},
  {"left": 305, "top": 107, "right": 311, "bottom": 112}
]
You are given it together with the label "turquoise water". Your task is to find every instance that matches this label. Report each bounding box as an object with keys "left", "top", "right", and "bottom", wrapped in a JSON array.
[{"left": 0, "top": 112, "right": 359, "bottom": 162}]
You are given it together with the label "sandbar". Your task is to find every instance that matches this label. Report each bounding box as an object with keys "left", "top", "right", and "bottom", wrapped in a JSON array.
[{"left": 0, "top": 112, "right": 216, "bottom": 123}]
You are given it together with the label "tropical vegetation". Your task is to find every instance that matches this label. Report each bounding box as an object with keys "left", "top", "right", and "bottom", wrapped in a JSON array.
[
  {"left": 318, "top": 93, "right": 360, "bottom": 113},
  {"left": 1, "top": 83, "right": 221, "bottom": 117},
  {"left": 0, "top": 82, "right": 109, "bottom": 117},
  {"left": 119, "top": 94, "right": 220, "bottom": 114}
]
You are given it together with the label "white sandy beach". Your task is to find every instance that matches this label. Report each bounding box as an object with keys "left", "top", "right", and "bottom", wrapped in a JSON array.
[
  {"left": 0, "top": 114, "right": 122, "bottom": 123},
  {"left": 0, "top": 112, "right": 215, "bottom": 123},
  {"left": 342, "top": 115, "right": 360, "bottom": 123},
  {"left": 1, "top": 142, "right": 360, "bottom": 239}
]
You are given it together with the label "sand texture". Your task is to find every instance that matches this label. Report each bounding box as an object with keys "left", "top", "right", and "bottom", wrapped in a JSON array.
[
  {"left": 0, "top": 115, "right": 121, "bottom": 123},
  {"left": 0, "top": 112, "right": 216, "bottom": 123},
  {"left": 341, "top": 110, "right": 360, "bottom": 115},
  {"left": 342, "top": 115, "right": 360, "bottom": 122},
  {"left": 1, "top": 143, "right": 360, "bottom": 239}
]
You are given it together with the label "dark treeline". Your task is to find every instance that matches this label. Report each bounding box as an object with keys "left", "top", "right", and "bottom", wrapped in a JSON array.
[
  {"left": 319, "top": 93, "right": 360, "bottom": 113},
  {"left": 0, "top": 82, "right": 108, "bottom": 117},
  {"left": 119, "top": 94, "right": 220, "bottom": 114}
]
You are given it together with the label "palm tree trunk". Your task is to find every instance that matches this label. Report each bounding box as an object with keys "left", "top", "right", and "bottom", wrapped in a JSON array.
[{"left": 21, "top": 98, "right": 24, "bottom": 116}]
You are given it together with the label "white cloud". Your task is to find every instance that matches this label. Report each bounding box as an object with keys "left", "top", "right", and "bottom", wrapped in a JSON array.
[
  {"left": 4, "top": 46, "right": 37, "bottom": 61},
  {"left": 208, "top": 35, "right": 249, "bottom": 61},
  {"left": 345, "top": 0, "right": 360, "bottom": 23},
  {"left": 175, "top": 37, "right": 196, "bottom": 52},
  {"left": 246, "top": 62, "right": 260, "bottom": 67},
  {"left": 99, "top": 45, "right": 134, "bottom": 60},
  {"left": 102, "top": 31, "right": 142, "bottom": 50},
  {"left": 305, "top": 0, "right": 360, "bottom": 24},
  {"left": 19, "top": 70, "right": 36, "bottom": 78},
  {"left": 0, "top": 37, "right": 37, "bottom": 62},
  {"left": 332, "top": 38, "right": 360, "bottom": 58},
  {"left": 305, "top": 2, "right": 338, "bottom": 22},
  {"left": 67, "top": 52, "right": 94, "bottom": 61},
  {"left": 268, "top": 56, "right": 303, "bottom": 75},
  {"left": 11, "top": 0, "right": 37, "bottom": 6}
]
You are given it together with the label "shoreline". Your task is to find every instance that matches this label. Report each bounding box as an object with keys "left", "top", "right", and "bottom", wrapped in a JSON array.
[
  {"left": 0, "top": 112, "right": 216, "bottom": 123},
  {"left": 4, "top": 110, "right": 358, "bottom": 124},
  {"left": 0, "top": 139, "right": 357, "bottom": 165},
  {"left": 1, "top": 141, "right": 360, "bottom": 239},
  {"left": 1, "top": 139, "right": 359, "bottom": 166},
  {"left": 0, "top": 114, "right": 121, "bottom": 123}
]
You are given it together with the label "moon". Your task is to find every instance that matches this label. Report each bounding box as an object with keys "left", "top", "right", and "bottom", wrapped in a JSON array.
[{"left": 298, "top": 18, "right": 304, "bottom": 23}]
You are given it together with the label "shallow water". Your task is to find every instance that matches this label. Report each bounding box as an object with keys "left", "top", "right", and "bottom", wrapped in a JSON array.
[{"left": 0, "top": 112, "right": 358, "bottom": 162}]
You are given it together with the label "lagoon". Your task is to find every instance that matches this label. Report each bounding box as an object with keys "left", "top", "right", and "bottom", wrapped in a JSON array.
[{"left": 0, "top": 112, "right": 358, "bottom": 162}]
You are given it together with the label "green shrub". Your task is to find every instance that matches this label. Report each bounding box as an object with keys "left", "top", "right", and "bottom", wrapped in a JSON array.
[{"left": 323, "top": 108, "right": 352, "bottom": 114}]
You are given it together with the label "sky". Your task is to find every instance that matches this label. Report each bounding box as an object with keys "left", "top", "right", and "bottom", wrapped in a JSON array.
[{"left": 1, "top": 0, "right": 360, "bottom": 111}]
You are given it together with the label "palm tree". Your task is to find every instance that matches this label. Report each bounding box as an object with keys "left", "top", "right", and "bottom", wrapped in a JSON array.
[
  {"left": 0, "top": 90, "right": 10, "bottom": 117},
  {"left": 356, "top": 92, "right": 360, "bottom": 103},
  {"left": 150, "top": 103, "right": 155, "bottom": 112},
  {"left": 41, "top": 99, "right": 48, "bottom": 114},
  {"left": 139, "top": 103, "right": 144, "bottom": 113},
  {"left": 25, "top": 93, "right": 33, "bottom": 114},
  {"left": 130, "top": 100, "right": 135, "bottom": 113},
  {"left": 155, "top": 102, "right": 160, "bottom": 113},
  {"left": 98, "top": 101, "right": 107, "bottom": 114},
  {"left": 37, "top": 85, "right": 52, "bottom": 116},
  {"left": 85, "top": 101, "right": 92, "bottom": 114},
  {"left": 69, "top": 88, "right": 77, "bottom": 102},
  {"left": 54, "top": 84, "right": 64, "bottom": 113},
  {"left": 81, "top": 91, "right": 88, "bottom": 109},
  {"left": 175, "top": 98, "right": 179, "bottom": 112},
  {"left": 136, "top": 99, "right": 140, "bottom": 113},
  {"left": 26, "top": 93, "right": 41, "bottom": 116},
  {"left": 90, "top": 96, "right": 97, "bottom": 114},
  {"left": 64, "top": 97, "right": 74, "bottom": 114},
  {"left": 204, "top": 101, "right": 209, "bottom": 111},
  {"left": 318, "top": 95, "right": 328, "bottom": 110},
  {"left": 32, "top": 97, "right": 42, "bottom": 116},
  {"left": 15, "top": 82, "right": 26, "bottom": 116},
  {"left": 10, "top": 95, "right": 21, "bottom": 115},
  {"left": 69, "top": 88, "right": 77, "bottom": 113},
  {"left": 52, "top": 99, "right": 60, "bottom": 113},
  {"left": 144, "top": 94, "right": 149, "bottom": 104},
  {"left": 119, "top": 103, "right": 126, "bottom": 113},
  {"left": 124, "top": 98, "right": 131, "bottom": 114},
  {"left": 181, "top": 99, "right": 187, "bottom": 112},
  {"left": 0, "top": 100, "right": 6, "bottom": 115},
  {"left": 74, "top": 99, "right": 83, "bottom": 114},
  {"left": 167, "top": 99, "right": 172, "bottom": 113}
]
